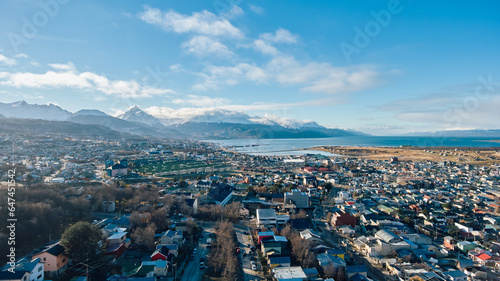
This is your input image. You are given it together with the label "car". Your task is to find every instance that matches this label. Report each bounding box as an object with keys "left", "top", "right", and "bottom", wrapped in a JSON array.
[
  {"left": 243, "top": 252, "right": 247, "bottom": 257},
  {"left": 236, "top": 247, "right": 241, "bottom": 253},
  {"left": 251, "top": 264, "right": 257, "bottom": 270},
  {"left": 193, "top": 248, "right": 197, "bottom": 254},
  {"left": 250, "top": 261, "right": 255, "bottom": 265},
  {"left": 243, "top": 231, "right": 248, "bottom": 235}
]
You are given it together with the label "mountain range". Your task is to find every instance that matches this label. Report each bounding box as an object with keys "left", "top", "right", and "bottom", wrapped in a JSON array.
[{"left": 0, "top": 101, "right": 363, "bottom": 139}]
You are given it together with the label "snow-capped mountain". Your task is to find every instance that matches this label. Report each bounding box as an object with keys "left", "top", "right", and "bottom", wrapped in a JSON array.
[
  {"left": 0, "top": 101, "right": 363, "bottom": 139},
  {"left": 250, "top": 113, "right": 323, "bottom": 129},
  {"left": 0, "top": 101, "right": 71, "bottom": 121},
  {"left": 142, "top": 107, "right": 254, "bottom": 126},
  {"left": 118, "top": 106, "right": 164, "bottom": 127}
]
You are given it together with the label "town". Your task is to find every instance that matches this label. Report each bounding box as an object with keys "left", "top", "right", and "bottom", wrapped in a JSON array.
[{"left": 2, "top": 134, "right": 500, "bottom": 281}]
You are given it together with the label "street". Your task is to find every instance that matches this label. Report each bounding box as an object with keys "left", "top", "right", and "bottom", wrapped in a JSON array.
[
  {"left": 180, "top": 224, "right": 214, "bottom": 281},
  {"left": 234, "top": 223, "right": 264, "bottom": 281}
]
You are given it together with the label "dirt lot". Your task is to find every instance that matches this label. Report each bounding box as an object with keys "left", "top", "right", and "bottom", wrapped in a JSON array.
[{"left": 309, "top": 146, "right": 500, "bottom": 165}]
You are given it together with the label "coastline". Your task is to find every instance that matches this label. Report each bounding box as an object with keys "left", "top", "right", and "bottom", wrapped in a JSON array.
[{"left": 305, "top": 146, "right": 500, "bottom": 165}]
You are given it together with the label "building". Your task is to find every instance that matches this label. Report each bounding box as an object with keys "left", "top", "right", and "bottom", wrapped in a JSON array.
[
  {"left": 107, "top": 163, "right": 128, "bottom": 177},
  {"left": 1, "top": 258, "right": 44, "bottom": 281},
  {"left": 330, "top": 210, "right": 356, "bottom": 228},
  {"left": 107, "top": 232, "right": 127, "bottom": 246},
  {"left": 102, "top": 201, "right": 116, "bottom": 212},
  {"left": 284, "top": 189, "right": 309, "bottom": 208},
  {"left": 257, "top": 209, "right": 277, "bottom": 226},
  {"left": 272, "top": 266, "right": 307, "bottom": 281},
  {"left": 159, "top": 230, "right": 183, "bottom": 245},
  {"left": 31, "top": 242, "right": 68, "bottom": 278}
]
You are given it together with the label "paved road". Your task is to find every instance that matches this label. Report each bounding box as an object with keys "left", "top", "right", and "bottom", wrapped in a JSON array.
[
  {"left": 180, "top": 225, "right": 215, "bottom": 281},
  {"left": 234, "top": 223, "right": 264, "bottom": 281}
]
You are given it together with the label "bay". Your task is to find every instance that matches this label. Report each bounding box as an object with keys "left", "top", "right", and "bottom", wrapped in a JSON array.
[{"left": 205, "top": 136, "right": 500, "bottom": 156}]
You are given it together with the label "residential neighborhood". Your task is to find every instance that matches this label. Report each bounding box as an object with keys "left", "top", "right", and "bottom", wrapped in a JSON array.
[{"left": 2, "top": 134, "right": 500, "bottom": 281}]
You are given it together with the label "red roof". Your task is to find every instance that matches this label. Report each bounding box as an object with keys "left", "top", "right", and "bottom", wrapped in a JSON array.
[{"left": 477, "top": 253, "right": 491, "bottom": 261}]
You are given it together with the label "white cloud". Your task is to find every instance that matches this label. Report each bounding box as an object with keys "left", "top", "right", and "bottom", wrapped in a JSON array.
[
  {"left": 172, "top": 94, "right": 230, "bottom": 107},
  {"left": 252, "top": 28, "right": 298, "bottom": 56},
  {"left": 193, "top": 63, "right": 267, "bottom": 90},
  {"left": 182, "top": 36, "right": 233, "bottom": 57},
  {"left": 261, "top": 28, "right": 298, "bottom": 44},
  {"left": 14, "top": 53, "right": 28, "bottom": 59},
  {"left": 253, "top": 39, "right": 279, "bottom": 56},
  {"left": 222, "top": 5, "right": 244, "bottom": 19},
  {"left": 0, "top": 64, "right": 176, "bottom": 98},
  {"left": 138, "top": 7, "right": 243, "bottom": 38},
  {"left": 195, "top": 55, "right": 384, "bottom": 95},
  {"left": 48, "top": 62, "right": 76, "bottom": 72},
  {"left": 249, "top": 5, "right": 264, "bottom": 15},
  {"left": 0, "top": 54, "right": 16, "bottom": 66}
]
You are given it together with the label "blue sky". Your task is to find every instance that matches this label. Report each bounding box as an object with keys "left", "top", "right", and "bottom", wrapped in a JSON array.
[{"left": 0, "top": 0, "right": 499, "bottom": 135}]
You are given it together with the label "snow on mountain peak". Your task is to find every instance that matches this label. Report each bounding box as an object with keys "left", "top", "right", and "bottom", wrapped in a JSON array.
[
  {"left": 118, "top": 105, "right": 164, "bottom": 127},
  {"left": 250, "top": 113, "right": 321, "bottom": 129},
  {"left": 0, "top": 100, "right": 71, "bottom": 121}
]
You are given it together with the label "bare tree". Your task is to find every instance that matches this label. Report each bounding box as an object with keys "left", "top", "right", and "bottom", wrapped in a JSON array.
[{"left": 131, "top": 224, "right": 156, "bottom": 249}]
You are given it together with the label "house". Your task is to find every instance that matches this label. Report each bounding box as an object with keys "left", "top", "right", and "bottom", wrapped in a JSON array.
[
  {"left": 284, "top": 189, "right": 309, "bottom": 208},
  {"left": 207, "top": 183, "right": 235, "bottom": 206},
  {"left": 325, "top": 249, "right": 345, "bottom": 260},
  {"left": 456, "top": 241, "right": 476, "bottom": 253},
  {"left": 299, "top": 229, "right": 322, "bottom": 243},
  {"left": 1, "top": 258, "right": 44, "bottom": 281},
  {"left": 268, "top": 256, "right": 291, "bottom": 269},
  {"left": 444, "top": 270, "right": 467, "bottom": 281},
  {"left": 346, "top": 265, "right": 368, "bottom": 279},
  {"left": 331, "top": 210, "right": 356, "bottom": 228},
  {"left": 31, "top": 242, "right": 68, "bottom": 278},
  {"left": 302, "top": 268, "right": 319, "bottom": 279},
  {"left": 107, "top": 232, "right": 127, "bottom": 246},
  {"left": 159, "top": 230, "right": 183, "bottom": 245},
  {"left": 128, "top": 260, "right": 167, "bottom": 278},
  {"left": 317, "top": 253, "right": 346, "bottom": 271},
  {"left": 107, "top": 163, "right": 127, "bottom": 177},
  {"left": 106, "top": 243, "right": 126, "bottom": 259},
  {"left": 257, "top": 209, "right": 277, "bottom": 226},
  {"left": 0, "top": 271, "right": 29, "bottom": 281},
  {"left": 135, "top": 260, "right": 168, "bottom": 277},
  {"left": 338, "top": 225, "right": 356, "bottom": 236},
  {"left": 159, "top": 244, "right": 178, "bottom": 257},
  {"left": 261, "top": 236, "right": 289, "bottom": 257},
  {"left": 443, "top": 236, "right": 456, "bottom": 250},
  {"left": 258, "top": 231, "right": 275, "bottom": 244},
  {"left": 476, "top": 253, "right": 494, "bottom": 267},
  {"left": 150, "top": 246, "right": 170, "bottom": 261},
  {"left": 272, "top": 266, "right": 307, "bottom": 281}
]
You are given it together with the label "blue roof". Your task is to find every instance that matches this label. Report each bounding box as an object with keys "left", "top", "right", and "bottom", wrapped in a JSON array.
[
  {"left": 446, "top": 270, "right": 467, "bottom": 278},
  {"left": 303, "top": 268, "right": 319, "bottom": 276},
  {"left": 346, "top": 265, "right": 367, "bottom": 274},
  {"left": 0, "top": 271, "right": 28, "bottom": 279},
  {"left": 269, "top": 256, "right": 291, "bottom": 264},
  {"left": 326, "top": 249, "right": 345, "bottom": 255}
]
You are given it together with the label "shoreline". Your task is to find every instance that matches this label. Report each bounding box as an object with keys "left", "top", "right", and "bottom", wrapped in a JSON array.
[{"left": 305, "top": 146, "right": 500, "bottom": 165}]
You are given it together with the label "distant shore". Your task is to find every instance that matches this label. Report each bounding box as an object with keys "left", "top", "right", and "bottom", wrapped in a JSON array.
[{"left": 306, "top": 145, "right": 500, "bottom": 165}]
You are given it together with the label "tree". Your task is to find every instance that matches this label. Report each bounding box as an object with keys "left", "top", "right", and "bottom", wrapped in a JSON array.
[
  {"left": 131, "top": 224, "right": 156, "bottom": 249},
  {"left": 336, "top": 267, "right": 347, "bottom": 281},
  {"left": 404, "top": 216, "right": 414, "bottom": 227},
  {"left": 60, "top": 221, "right": 102, "bottom": 262}
]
